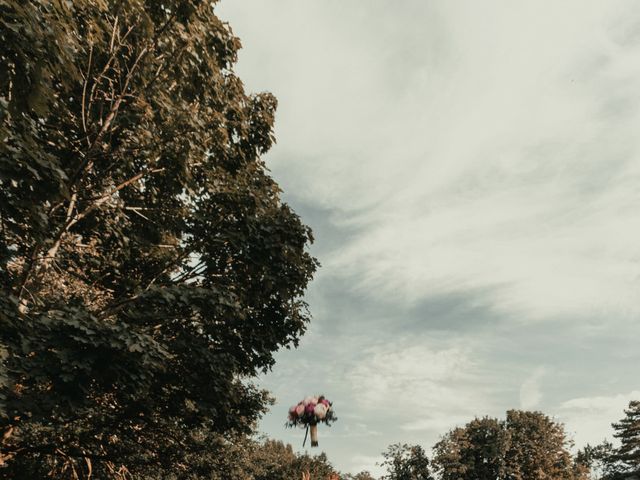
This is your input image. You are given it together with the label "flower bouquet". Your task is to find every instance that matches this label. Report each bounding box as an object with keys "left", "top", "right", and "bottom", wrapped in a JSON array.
[{"left": 286, "top": 395, "right": 337, "bottom": 447}]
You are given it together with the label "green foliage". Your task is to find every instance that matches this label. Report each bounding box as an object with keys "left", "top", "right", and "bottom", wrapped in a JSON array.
[
  {"left": 143, "top": 436, "right": 337, "bottom": 480},
  {"left": 587, "top": 400, "right": 640, "bottom": 480},
  {"left": 612, "top": 400, "right": 640, "bottom": 476},
  {"left": 380, "top": 443, "right": 433, "bottom": 480},
  {"left": 577, "top": 441, "right": 624, "bottom": 480},
  {"left": 432, "top": 416, "right": 505, "bottom": 480},
  {"left": 432, "top": 410, "right": 589, "bottom": 480},
  {"left": 502, "top": 410, "right": 583, "bottom": 480},
  {"left": 0, "top": 0, "right": 317, "bottom": 476}
]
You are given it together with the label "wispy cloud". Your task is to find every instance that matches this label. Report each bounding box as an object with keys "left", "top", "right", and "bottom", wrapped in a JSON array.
[
  {"left": 349, "top": 454, "right": 386, "bottom": 478},
  {"left": 559, "top": 390, "right": 640, "bottom": 446},
  {"left": 218, "top": 0, "right": 640, "bottom": 473},
  {"left": 347, "top": 339, "right": 473, "bottom": 411},
  {"left": 520, "top": 367, "right": 546, "bottom": 410},
  {"left": 345, "top": 335, "right": 498, "bottom": 437},
  {"left": 225, "top": 0, "right": 640, "bottom": 323}
]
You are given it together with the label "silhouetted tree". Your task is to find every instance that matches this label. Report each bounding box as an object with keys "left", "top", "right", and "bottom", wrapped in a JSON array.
[
  {"left": 611, "top": 400, "right": 640, "bottom": 478},
  {"left": 576, "top": 441, "right": 622, "bottom": 480}
]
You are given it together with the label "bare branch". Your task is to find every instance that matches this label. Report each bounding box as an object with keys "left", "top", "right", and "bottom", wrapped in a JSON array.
[
  {"left": 81, "top": 44, "right": 93, "bottom": 139},
  {"left": 109, "top": 16, "right": 119, "bottom": 53}
]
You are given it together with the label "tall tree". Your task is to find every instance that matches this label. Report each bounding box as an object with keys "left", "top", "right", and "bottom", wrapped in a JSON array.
[
  {"left": 432, "top": 416, "right": 505, "bottom": 480},
  {"left": 612, "top": 400, "right": 640, "bottom": 477},
  {"left": 432, "top": 411, "right": 588, "bottom": 480},
  {"left": 503, "top": 410, "right": 585, "bottom": 480},
  {"left": 0, "top": 0, "right": 317, "bottom": 477},
  {"left": 576, "top": 441, "right": 622, "bottom": 480},
  {"left": 380, "top": 443, "right": 433, "bottom": 480},
  {"left": 249, "top": 439, "right": 337, "bottom": 480}
]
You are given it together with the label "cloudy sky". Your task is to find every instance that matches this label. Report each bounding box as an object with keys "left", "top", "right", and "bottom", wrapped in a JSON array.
[{"left": 217, "top": 1, "right": 640, "bottom": 475}]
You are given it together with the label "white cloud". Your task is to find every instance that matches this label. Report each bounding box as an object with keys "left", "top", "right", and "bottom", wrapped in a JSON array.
[
  {"left": 349, "top": 454, "right": 385, "bottom": 477},
  {"left": 217, "top": 0, "right": 640, "bottom": 474},
  {"left": 336, "top": 422, "right": 383, "bottom": 439},
  {"left": 346, "top": 335, "right": 499, "bottom": 436},
  {"left": 558, "top": 390, "right": 640, "bottom": 447},
  {"left": 348, "top": 340, "right": 472, "bottom": 409},
  {"left": 401, "top": 415, "right": 477, "bottom": 434},
  {"left": 223, "top": 0, "right": 640, "bottom": 322},
  {"left": 519, "top": 367, "right": 546, "bottom": 410}
]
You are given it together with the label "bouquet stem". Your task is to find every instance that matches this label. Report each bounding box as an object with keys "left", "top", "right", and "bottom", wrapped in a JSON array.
[{"left": 310, "top": 424, "right": 318, "bottom": 447}]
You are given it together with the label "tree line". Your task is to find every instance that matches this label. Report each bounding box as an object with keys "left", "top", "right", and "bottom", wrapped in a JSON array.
[
  {"left": 368, "top": 402, "right": 640, "bottom": 480},
  {"left": 200, "top": 403, "right": 637, "bottom": 480}
]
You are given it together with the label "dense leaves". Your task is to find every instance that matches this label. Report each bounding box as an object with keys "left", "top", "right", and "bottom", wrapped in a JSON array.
[
  {"left": 0, "top": 0, "right": 317, "bottom": 476},
  {"left": 432, "top": 416, "right": 504, "bottom": 480},
  {"left": 140, "top": 437, "right": 338, "bottom": 480},
  {"left": 432, "top": 410, "right": 589, "bottom": 480},
  {"left": 584, "top": 400, "right": 640, "bottom": 480},
  {"left": 576, "top": 441, "right": 622, "bottom": 480},
  {"left": 380, "top": 444, "right": 433, "bottom": 480},
  {"left": 612, "top": 401, "right": 640, "bottom": 476}
]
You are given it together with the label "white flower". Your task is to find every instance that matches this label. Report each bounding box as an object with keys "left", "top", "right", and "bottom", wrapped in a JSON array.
[{"left": 314, "top": 403, "right": 327, "bottom": 419}]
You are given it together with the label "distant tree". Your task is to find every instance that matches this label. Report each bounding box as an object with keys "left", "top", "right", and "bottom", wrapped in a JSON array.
[
  {"left": 576, "top": 441, "right": 622, "bottom": 480},
  {"left": 380, "top": 443, "right": 433, "bottom": 480},
  {"left": 293, "top": 451, "right": 338, "bottom": 480},
  {"left": 344, "top": 472, "right": 377, "bottom": 480},
  {"left": 248, "top": 439, "right": 299, "bottom": 480},
  {"left": 611, "top": 400, "right": 640, "bottom": 478},
  {"left": 503, "top": 410, "right": 584, "bottom": 480},
  {"left": 432, "top": 416, "right": 505, "bottom": 480},
  {"left": 432, "top": 410, "right": 588, "bottom": 480},
  {"left": 243, "top": 439, "right": 337, "bottom": 480},
  {"left": 0, "top": 0, "right": 316, "bottom": 477},
  {"left": 128, "top": 436, "right": 337, "bottom": 479}
]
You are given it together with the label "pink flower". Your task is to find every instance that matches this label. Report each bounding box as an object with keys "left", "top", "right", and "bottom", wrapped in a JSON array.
[
  {"left": 289, "top": 405, "right": 298, "bottom": 417},
  {"left": 295, "top": 404, "right": 305, "bottom": 416},
  {"left": 321, "top": 399, "right": 330, "bottom": 407},
  {"left": 314, "top": 403, "right": 327, "bottom": 419}
]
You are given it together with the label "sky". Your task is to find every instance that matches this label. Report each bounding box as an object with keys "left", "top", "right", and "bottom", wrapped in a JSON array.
[{"left": 216, "top": 1, "right": 640, "bottom": 475}]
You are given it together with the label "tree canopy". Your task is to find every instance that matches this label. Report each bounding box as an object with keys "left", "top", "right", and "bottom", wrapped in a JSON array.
[
  {"left": 380, "top": 443, "right": 433, "bottom": 480},
  {"left": 612, "top": 400, "right": 640, "bottom": 476},
  {"left": 432, "top": 410, "right": 588, "bottom": 480},
  {"left": 585, "top": 400, "right": 640, "bottom": 480},
  {"left": 0, "top": 0, "right": 317, "bottom": 476},
  {"left": 432, "top": 416, "right": 504, "bottom": 480}
]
